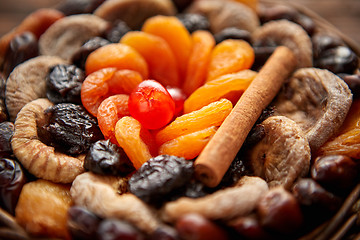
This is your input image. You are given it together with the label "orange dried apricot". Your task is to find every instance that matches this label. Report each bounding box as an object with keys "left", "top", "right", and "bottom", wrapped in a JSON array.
[
  {"left": 232, "top": 0, "right": 258, "bottom": 12},
  {"left": 184, "top": 69, "right": 257, "bottom": 113},
  {"left": 206, "top": 39, "right": 254, "bottom": 82},
  {"left": 97, "top": 94, "right": 130, "bottom": 145},
  {"left": 316, "top": 99, "right": 360, "bottom": 159},
  {"left": 142, "top": 15, "right": 192, "bottom": 80},
  {"left": 81, "top": 68, "right": 142, "bottom": 116},
  {"left": 155, "top": 98, "right": 233, "bottom": 145},
  {"left": 183, "top": 30, "right": 215, "bottom": 96},
  {"left": 120, "top": 31, "right": 180, "bottom": 87},
  {"left": 85, "top": 43, "right": 149, "bottom": 78},
  {"left": 115, "top": 116, "right": 155, "bottom": 169},
  {"left": 158, "top": 126, "right": 218, "bottom": 159}
]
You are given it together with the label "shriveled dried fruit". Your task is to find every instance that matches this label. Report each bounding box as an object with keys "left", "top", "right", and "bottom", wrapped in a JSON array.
[
  {"left": 39, "top": 14, "right": 108, "bottom": 61},
  {"left": 252, "top": 20, "right": 313, "bottom": 68},
  {"left": 128, "top": 155, "right": 193, "bottom": 206},
  {"left": 105, "top": 20, "right": 131, "bottom": 43},
  {"left": 84, "top": 139, "right": 135, "bottom": 176},
  {"left": 0, "top": 73, "right": 7, "bottom": 122},
  {"left": 15, "top": 179, "right": 72, "bottom": 239},
  {"left": 272, "top": 68, "right": 353, "bottom": 152},
  {"left": 213, "top": 27, "right": 252, "bottom": 45},
  {"left": 0, "top": 122, "right": 14, "bottom": 158},
  {"left": 246, "top": 116, "right": 311, "bottom": 189},
  {"left": 177, "top": 13, "right": 210, "bottom": 33},
  {"left": 5, "top": 55, "right": 67, "bottom": 121},
  {"left": 43, "top": 103, "right": 103, "bottom": 155},
  {"left": 97, "top": 218, "right": 145, "bottom": 240},
  {"left": 70, "top": 172, "right": 160, "bottom": 234},
  {"left": 11, "top": 99, "right": 85, "bottom": 183},
  {"left": 57, "top": 0, "right": 105, "bottom": 15}
]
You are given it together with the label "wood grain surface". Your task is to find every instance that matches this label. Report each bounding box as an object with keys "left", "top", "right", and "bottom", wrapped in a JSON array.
[{"left": 0, "top": 0, "right": 359, "bottom": 44}]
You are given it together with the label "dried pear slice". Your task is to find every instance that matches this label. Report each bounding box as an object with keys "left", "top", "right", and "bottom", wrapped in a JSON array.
[
  {"left": 94, "top": 0, "right": 176, "bottom": 30},
  {"left": 5, "top": 55, "right": 67, "bottom": 121},
  {"left": 247, "top": 116, "right": 311, "bottom": 189},
  {"left": 272, "top": 68, "right": 352, "bottom": 152},
  {"left": 11, "top": 98, "right": 85, "bottom": 183},
  {"left": 252, "top": 20, "right": 312, "bottom": 68},
  {"left": 186, "top": 0, "right": 260, "bottom": 34},
  {"left": 39, "top": 14, "right": 108, "bottom": 61}
]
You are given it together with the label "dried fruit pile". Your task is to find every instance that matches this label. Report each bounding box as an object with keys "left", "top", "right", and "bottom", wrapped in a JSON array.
[{"left": 0, "top": 0, "right": 359, "bottom": 239}]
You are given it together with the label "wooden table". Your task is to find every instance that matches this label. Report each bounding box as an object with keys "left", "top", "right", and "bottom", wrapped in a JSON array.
[{"left": 0, "top": 0, "right": 359, "bottom": 45}]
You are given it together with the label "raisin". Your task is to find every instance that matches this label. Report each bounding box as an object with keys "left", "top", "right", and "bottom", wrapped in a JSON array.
[
  {"left": 220, "top": 155, "right": 251, "bottom": 187},
  {"left": 2, "top": 31, "right": 39, "bottom": 78},
  {"left": 46, "top": 64, "right": 85, "bottom": 104},
  {"left": 84, "top": 139, "right": 135, "bottom": 176},
  {"left": 105, "top": 20, "right": 131, "bottom": 43},
  {"left": 128, "top": 155, "right": 194, "bottom": 206},
  {"left": 72, "top": 37, "right": 110, "bottom": 70},
  {"left": 0, "top": 158, "right": 27, "bottom": 215},
  {"left": 97, "top": 218, "right": 144, "bottom": 240},
  {"left": 0, "top": 122, "right": 14, "bottom": 158},
  {"left": 213, "top": 27, "right": 252, "bottom": 44},
  {"left": 170, "top": 179, "right": 212, "bottom": 202},
  {"left": 251, "top": 46, "right": 276, "bottom": 71},
  {"left": 312, "top": 33, "right": 344, "bottom": 59},
  {"left": 43, "top": 103, "right": 103, "bottom": 155},
  {"left": 0, "top": 73, "right": 8, "bottom": 122},
  {"left": 57, "top": 0, "right": 105, "bottom": 15},
  {"left": 177, "top": 13, "right": 210, "bottom": 33},
  {"left": 68, "top": 205, "right": 102, "bottom": 240}
]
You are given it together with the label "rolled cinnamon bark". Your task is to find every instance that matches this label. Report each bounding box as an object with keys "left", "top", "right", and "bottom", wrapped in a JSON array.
[{"left": 194, "top": 46, "right": 297, "bottom": 187}]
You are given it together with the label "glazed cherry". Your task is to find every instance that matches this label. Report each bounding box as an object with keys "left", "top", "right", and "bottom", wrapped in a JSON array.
[
  {"left": 128, "top": 80, "right": 175, "bottom": 129},
  {"left": 166, "top": 86, "right": 186, "bottom": 117}
]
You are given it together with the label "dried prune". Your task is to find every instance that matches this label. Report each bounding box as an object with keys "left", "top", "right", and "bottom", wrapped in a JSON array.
[
  {"left": 128, "top": 155, "right": 194, "bottom": 206},
  {"left": 149, "top": 225, "right": 180, "bottom": 240},
  {"left": 170, "top": 179, "right": 212, "bottom": 202},
  {"left": 68, "top": 205, "right": 102, "bottom": 240},
  {"left": 0, "top": 122, "right": 14, "bottom": 158},
  {"left": 214, "top": 27, "right": 251, "bottom": 44},
  {"left": 43, "top": 103, "right": 103, "bottom": 155},
  {"left": 177, "top": 13, "right": 210, "bottom": 33},
  {"left": 220, "top": 155, "right": 251, "bottom": 187},
  {"left": 2, "top": 31, "right": 39, "bottom": 78},
  {"left": 312, "top": 33, "right": 344, "bottom": 59},
  {"left": 46, "top": 64, "right": 85, "bottom": 104},
  {"left": 105, "top": 20, "right": 131, "bottom": 43},
  {"left": 0, "top": 158, "right": 27, "bottom": 215},
  {"left": 72, "top": 37, "right": 110, "bottom": 70},
  {"left": 172, "top": 0, "right": 193, "bottom": 12},
  {"left": 57, "top": 0, "right": 105, "bottom": 15},
  {"left": 339, "top": 72, "right": 360, "bottom": 98},
  {"left": 97, "top": 218, "right": 144, "bottom": 240},
  {"left": 84, "top": 139, "right": 135, "bottom": 176},
  {"left": 0, "top": 73, "right": 8, "bottom": 122}
]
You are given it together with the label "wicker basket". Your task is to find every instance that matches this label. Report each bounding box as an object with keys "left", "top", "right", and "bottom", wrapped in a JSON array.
[{"left": 0, "top": 0, "right": 359, "bottom": 239}]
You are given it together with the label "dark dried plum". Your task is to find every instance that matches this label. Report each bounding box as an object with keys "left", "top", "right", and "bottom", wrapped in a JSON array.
[
  {"left": 72, "top": 37, "right": 110, "bottom": 70},
  {"left": 177, "top": 13, "right": 210, "bottom": 33},
  {"left": 57, "top": 0, "right": 105, "bottom": 15},
  {"left": 0, "top": 122, "right": 14, "bottom": 158},
  {"left": 68, "top": 205, "right": 102, "bottom": 240},
  {"left": 0, "top": 73, "right": 8, "bottom": 122},
  {"left": 172, "top": 0, "right": 193, "bottom": 12},
  {"left": 97, "top": 218, "right": 144, "bottom": 240},
  {"left": 314, "top": 46, "right": 359, "bottom": 74},
  {"left": 339, "top": 72, "right": 360, "bottom": 98},
  {"left": 169, "top": 179, "right": 212, "bottom": 202},
  {"left": 105, "top": 20, "right": 131, "bottom": 43},
  {"left": 312, "top": 33, "right": 344, "bottom": 59},
  {"left": 84, "top": 139, "right": 135, "bottom": 176},
  {"left": 149, "top": 225, "right": 180, "bottom": 240},
  {"left": 44, "top": 103, "right": 103, "bottom": 155},
  {"left": 0, "top": 158, "right": 27, "bottom": 215},
  {"left": 214, "top": 27, "right": 252, "bottom": 44},
  {"left": 1, "top": 31, "right": 38, "bottom": 77},
  {"left": 220, "top": 155, "right": 250, "bottom": 187},
  {"left": 46, "top": 64, "right": 85, "bottom": 104},
  {"left": 128, "top": 155, "right": 193, "bottom": 206}
]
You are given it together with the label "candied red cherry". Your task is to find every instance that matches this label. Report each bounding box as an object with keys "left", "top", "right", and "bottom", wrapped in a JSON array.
[
  {"left": 128, "top": 80, "right": 175, "bottom": 129},
  {"left": 166, "top": 86, "right": 186, "bottom": 117}
]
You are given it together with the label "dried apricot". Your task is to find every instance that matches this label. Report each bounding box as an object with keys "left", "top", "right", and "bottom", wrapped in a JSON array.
[
  {"left": 97, "top": 94, "right": 130, "bottom": 145},
  {"left": 85, "top": 43, "right": 149, "bottom": 78},
  {"left": 155, "top": 98, "right": 233, "bottom": 145},
  {"left": 206, "top": 39, "right": 254, "bottom": 82},
  {"left": 115, "top": 116, "right": 155, "bottom": 169},
  {"left": 81, "top": 68, "right": 142, "bottom": 116},
  {"left": 232, "top": 0, "right": 258, "bottom": 12},
  {"left": 142, "top": 15, "right": 192, "bottom": 80},
  {"left": 317, "top": 99, "right": 360, "bottom": 159},
  {"left": 158, "top": 126, "right": 218, "bottom": 159},
  {"left": 184, "top": 69, "right": 257, "bottom": 113},
  {"left": 183, "top": 30, "right": 215, "bottom": 96},
  {"left": 120, "top": 31, "right": 180, "bottom": 87}
]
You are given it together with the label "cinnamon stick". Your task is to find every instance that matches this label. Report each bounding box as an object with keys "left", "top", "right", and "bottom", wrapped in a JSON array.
[{"left": 194, "top": 46, "right": 297, "bottom": 187}]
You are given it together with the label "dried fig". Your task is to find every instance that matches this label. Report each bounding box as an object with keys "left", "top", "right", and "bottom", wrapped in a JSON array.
[
  {"left": 39, "top": 14, "right": 109, "bottom": 61},
  {"left": 186, "top": 0, "right": 260, "bottom": 34},
  {"left": 11, "top": 98, "right": 85, "bottom": 183},
  {"left": 247, "top": 116, "right": 311, "bottom": 189},
  {"left": 94, "top": 0, "right": 176, "bottom": 30},
  {"left": 252, "top": 20, "right": 312, "bottom": 68},
  {"left": 5, "top": 55, "right": 67, "bottom": 121},
  {"left": 272, "top": 68, "right": 352, "bottom": 152}
]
